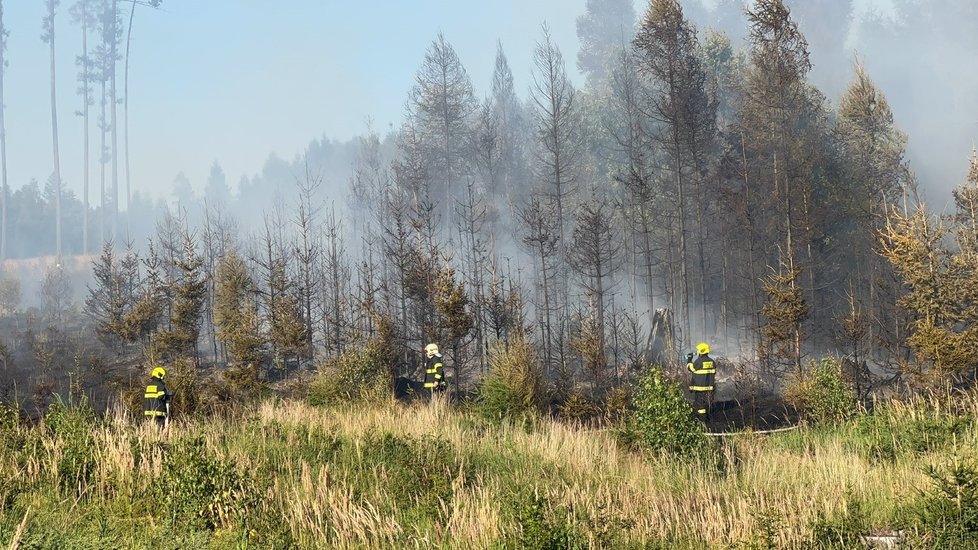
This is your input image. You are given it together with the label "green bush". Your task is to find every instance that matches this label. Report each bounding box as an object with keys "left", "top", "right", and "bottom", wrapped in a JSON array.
[
  {"left": 626, "top": 366, "right": 708, "bottom": 456},
  {"left": 805, "top": 492, "right": 869, "bottom": 549},
  {"left": 851, "top": 407, "right": 968, "bottom": 462},
  {"left": 783, "top": 357, "right": 858, "bottom": 424},
  {"left": 308, "top": 337, "right": 392, "bottom": 407},
  {"left": 0, "top": 400, "right": 21, "bottom": 451},
  {"left": 556, "top": 386, "right": 598, "bottom": 423},
  {"left": 902, "top": 460, "right": 978, "bottom": 547},
  {"left": 355, "top": 431, "right": 464, "bottom": 527},
  {"left": 156, "top": 436, "right": 262, "bottom": 532},
  {"left": 478, "top": 334, "right": 545, "bottom": 420},
  {"left": 43, "top": 396, "right": 98, "bottom": 496},
  {"left": 499, "top": 489, "right": 585, "bottom": 550}
]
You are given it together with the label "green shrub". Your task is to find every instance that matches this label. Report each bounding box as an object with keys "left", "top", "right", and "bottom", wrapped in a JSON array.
[
  {"left": 499, "top": 489, "right": 585, "bottom": 550},
  {"left": 308, "top": 337, "right": 392, "bottom": 407},
  {"left": 783, "top": 357, "right": 858, "bottom": 424},
  {"left": 805, "top": 492, "right": 869, "bottom": 549},
  {"left": 0, "top": 400, "right": 21, "bottom": 450},
  {"left": 745, "top": 507, "right": 785, "bottom": 550},
  {"left": 902, "top": 460, "right": 978, "bottom": 547},
  {"left": 156, "top": 436, "right": 262, "bottom": 531},
  {"left": 851, "top": 407, "right": 968, "bottom": 462},
  {"left": 43, "top": 396, "right": 98, "bottom": 496},
  {"left": 627, "top": 366, "right": 708, "bottom": 456},
  {"left": 353, "top": 431, "right": 466, "bottom": 528},
  {"left": 557, "top": 386, "right": 598, "bottom": 423},
  {"left": 478, "top": 334, "right": 545, "bottom": 420}
]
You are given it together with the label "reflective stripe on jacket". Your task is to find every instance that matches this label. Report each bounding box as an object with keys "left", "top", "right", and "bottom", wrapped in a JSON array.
[
  {"left": 688, "top": 354, "right": 716, "bottom": 392},
  {"left": 423, "top": 355, "right": 444, "bottom": 389},
  {"left": 144, "top": 377, "right": 170, "bottom": 417}
]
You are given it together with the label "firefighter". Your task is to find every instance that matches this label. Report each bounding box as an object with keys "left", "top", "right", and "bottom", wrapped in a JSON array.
[
  {"left": 423, "top": 343, "right": 446, "bottom": 399},
  {"left": 144, "top": 366, "right": 173, "bottom": 428},
  {"left": 687, "top": 342, "right": 716, "bottom": 421}
]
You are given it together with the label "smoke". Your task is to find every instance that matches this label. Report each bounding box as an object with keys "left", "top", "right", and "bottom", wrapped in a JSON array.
[{"left": 681, "top": 0, "right": 978, "bottom": 207}]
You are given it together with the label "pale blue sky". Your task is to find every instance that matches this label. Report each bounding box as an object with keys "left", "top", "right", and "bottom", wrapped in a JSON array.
[{"left": 3, "top": 0, "right": 588, "bottom": 201}]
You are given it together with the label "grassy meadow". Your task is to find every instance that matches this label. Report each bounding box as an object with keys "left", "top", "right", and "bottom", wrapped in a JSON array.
[{"left": 1, "top": 388, "right": 977, "bottom": 549}]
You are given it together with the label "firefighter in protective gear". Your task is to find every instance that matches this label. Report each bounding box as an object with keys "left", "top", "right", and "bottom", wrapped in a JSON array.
[
  {"left": 423, "top": 343, "right": 446, "bottom": 398},
  {"left": 144, "top": 366, "right": 173, "bottom": 427},
  {"left": 687, "top": 342, "right": 716, "bottom": 421}
]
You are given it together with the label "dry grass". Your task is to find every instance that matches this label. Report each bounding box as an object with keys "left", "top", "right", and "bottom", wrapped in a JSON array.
[
  {"left": 251, "top": 397, "right": 945, "bottom": 547},
  {"left": 0, "top": 389, "right": 974, "bottom": 548}
]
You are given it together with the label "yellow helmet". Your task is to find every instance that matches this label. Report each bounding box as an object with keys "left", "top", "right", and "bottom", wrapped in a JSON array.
[
  {"left": 696, "top": 342, "right": 710, "bottom": 355},
  {"left": 424, "top": 343, "right": 439, "bottom": 356},
  {"left": 151, "top": 366, "right": 166, "bottom": 379}
]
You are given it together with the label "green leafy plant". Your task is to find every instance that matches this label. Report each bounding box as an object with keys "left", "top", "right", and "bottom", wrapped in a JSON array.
[
  {"left": 851, "top": 407, "right": 968, "bottom": 462},
  {"left": 308, "top": 336, "right": 393, "bottom": 406},
  {"left": 43, "top": 396, "right": 98, "bottom": 496},
  {"left": 499, "top": 489, "right": 584, "bottom": 550},
  {"left": 626, "top": 366, "right": 708, "bottom": 456},
  {"left": 478, "top": 334, "right": 545, "bottom": 420},
  {"left": 156, "top": 436, "right": 261, "bottom": 531},
  {"left": 783, "top": 357, "right": 858, "bottom": 424},
  {"left": 903, "top": 460, "right": 978, "bottom": 547}
]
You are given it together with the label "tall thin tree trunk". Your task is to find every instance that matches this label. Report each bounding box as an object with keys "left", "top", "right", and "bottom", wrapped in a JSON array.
[
  {"left": 99, "top": 77, "right": 106, "bottom": 243},
  {"left": 124, "top": 0, "right": 135, "bottom": 239},
  {"left": 0, "top": 1, "right": 7, "bottom": 264},
  {"left": 672, "top": 125, "right": 690, "bottom": 351},
  {"left": 48, "top": 5, "right": 63, "bottom": 260},
  {"left": 82, "top": 0, "right": 90, "bottom": 255},
  {"left": 110, "top": 0, "right": 118, "bottom": 241},
  {"left": 741, "top": 134, "right": 760, "bottom": 357}
]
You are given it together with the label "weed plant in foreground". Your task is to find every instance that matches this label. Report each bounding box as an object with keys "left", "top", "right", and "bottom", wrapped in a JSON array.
[{"left": 0, "top": 390, "right": 977, "bottom": 548}]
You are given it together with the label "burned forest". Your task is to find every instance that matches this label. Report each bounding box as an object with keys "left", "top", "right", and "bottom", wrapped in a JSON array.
[{"left": 2, "top": 0, "right": 978, "bottom": 547}]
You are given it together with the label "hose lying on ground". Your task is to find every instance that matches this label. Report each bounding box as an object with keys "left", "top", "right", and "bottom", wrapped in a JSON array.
[{"left": 704, "top": 425, "right": 800, "bottom": 437}]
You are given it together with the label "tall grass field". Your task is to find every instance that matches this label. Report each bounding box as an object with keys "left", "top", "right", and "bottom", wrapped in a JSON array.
[{"left": 1, "top": 388, "right": 977, "bottom": 548}]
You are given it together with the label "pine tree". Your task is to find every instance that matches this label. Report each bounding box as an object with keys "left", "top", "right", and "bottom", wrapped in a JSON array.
[
  {"left": 879, "top": 206, "right": 970, "bottom": 380},
  {"left": 519, "top": 194, "right": 559, "bottom": 376},
  {"left": 576, "top": 0, "right": 637, "bottom": 88},
  {"left": 568, "top": 194, "right": 621, "bottom": 358},
  {"left": 153, "top": 234, "right": 206, "bottom": 363},
  {"left": 734, "top": 0, "right": 829, "bottom": 358},
  {"left": 835, "top": 61, "right": 911, "bottom": 358},
  {"left": 213, "top": 250, "right": 263, "bottom": 366},
  {"left": 42, "top": 0, "right": 64, "bottom": 259},
  {"left": 634, "top": 0, "right": 718, "bottom": 345},
  {"left": 530, "top": 24, "right": 581, "bottom": 253},
  {"left": 409, "top": 32, "right": 476, "bottom": 213},
  {"left": 431, "top": 263, "right": 473, "bottom": 389},
  {"left": 71, "top": 0, "right": 96, "bottom": 255}
]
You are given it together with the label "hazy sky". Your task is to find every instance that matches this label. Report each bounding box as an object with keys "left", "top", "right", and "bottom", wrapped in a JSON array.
[
  {"left": 3, "top": 0, "right": 588, "bottom": 202},
  {"left": 0, "top": 0, "right": 935, "bottom": 207}
]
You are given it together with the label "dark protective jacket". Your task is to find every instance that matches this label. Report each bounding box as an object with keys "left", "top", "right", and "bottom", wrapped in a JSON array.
[
  {"left": 423, "top": 354, "right": 445, "bottom": 390},
  {"left": 144, "top": 375, "right": 171, "bottom": 418},
  {"left": 687, "top": 354, "right": 716, "bottom": 392}
]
